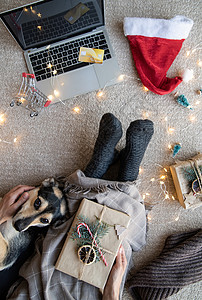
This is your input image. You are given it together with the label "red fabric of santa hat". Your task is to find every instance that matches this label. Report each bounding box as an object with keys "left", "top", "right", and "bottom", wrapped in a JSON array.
[{"left": 124, "top": 16, "right": 194, "bottom": 95}]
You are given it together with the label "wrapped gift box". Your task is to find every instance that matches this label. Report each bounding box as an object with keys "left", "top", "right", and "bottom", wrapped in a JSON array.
[
  {"left": 170, "top": 153, "right": 202, "bottom": 209},
  {"left": 55, "top": 198, "right": 131, "bottom": 290}
]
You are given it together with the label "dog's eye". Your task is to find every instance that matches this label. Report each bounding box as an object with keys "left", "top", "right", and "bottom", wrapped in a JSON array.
[
  {"left": 34, "top": 198, "right": 41, "bottom": 210},
  {"left": 40, "top": 218, "right": 49, "bottom": 224}
]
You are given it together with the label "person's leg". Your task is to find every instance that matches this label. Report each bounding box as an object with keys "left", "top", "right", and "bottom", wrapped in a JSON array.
[
  {"left": 84, "top": 113, "right": 122, "bottom": 178},
  {"left": 118, "top": 119, "right": 154, "bottom": 181}
]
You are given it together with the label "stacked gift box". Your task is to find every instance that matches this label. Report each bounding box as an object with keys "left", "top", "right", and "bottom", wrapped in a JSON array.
[{"left": 170, "top": 153, "right": 202, "bottom": 209}]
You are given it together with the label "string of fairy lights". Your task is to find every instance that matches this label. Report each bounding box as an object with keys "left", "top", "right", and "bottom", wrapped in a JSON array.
[{"left": 0, "top": 33, "right": 201, "bottom": 222}]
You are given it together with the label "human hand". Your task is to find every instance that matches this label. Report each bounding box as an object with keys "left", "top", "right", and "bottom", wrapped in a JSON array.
[
  {"left": 103, "top": 245, "right": 127, "bottom": 300},
  {"left": 0, "top": 185, "right": 35, "bottom": 225}
]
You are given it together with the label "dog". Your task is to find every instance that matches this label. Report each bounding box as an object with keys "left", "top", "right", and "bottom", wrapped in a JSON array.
[{"left": 0, "top": 178, "right": 68, "bottom": 270}]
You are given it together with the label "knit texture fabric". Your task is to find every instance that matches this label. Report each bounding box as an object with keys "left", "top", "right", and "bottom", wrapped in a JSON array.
[
  {"left": 128, "top": 229, "right": 202, "bottom": 300},
  {"left": 118, "top": 119, "right": 154, "bottom": 181},
  {"left": 84, "top": 113, "right": 122, "bottom": 178}
]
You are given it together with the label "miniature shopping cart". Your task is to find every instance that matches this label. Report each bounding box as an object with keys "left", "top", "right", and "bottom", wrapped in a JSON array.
[{"left": 10, "top": 73, "right": 51, "bottom": 117}]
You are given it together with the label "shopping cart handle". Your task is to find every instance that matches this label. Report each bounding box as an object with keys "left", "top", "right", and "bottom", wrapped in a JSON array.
[
  {"left": 44, "top": 100, "right": 51, "bottom": 107},
  {"left": 22, "top": 72, "right": 35, "bottom": 78}
]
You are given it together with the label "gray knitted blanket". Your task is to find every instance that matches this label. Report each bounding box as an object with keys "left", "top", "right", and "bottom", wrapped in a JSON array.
[{"left": 129, "top": 229, "right": 202, "bottom": 300}]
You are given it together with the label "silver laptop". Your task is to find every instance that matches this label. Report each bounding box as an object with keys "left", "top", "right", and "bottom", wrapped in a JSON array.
[{"left": 0, "top": 0, "right": 120, "bottom": 103}]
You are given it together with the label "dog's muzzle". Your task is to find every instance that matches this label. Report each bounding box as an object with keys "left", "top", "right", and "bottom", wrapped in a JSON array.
[{"left": 13, "top": 218, "right": 32, "bottom": 232}]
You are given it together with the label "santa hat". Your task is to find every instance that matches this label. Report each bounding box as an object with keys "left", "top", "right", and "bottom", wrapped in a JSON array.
[{"left": 123, "top": 16, "right": 194, "bottom": 95}]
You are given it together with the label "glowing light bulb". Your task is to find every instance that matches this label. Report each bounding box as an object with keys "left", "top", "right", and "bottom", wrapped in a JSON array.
[
  {"left": 147, "top": 215, "right": 152, "bottom": 221},
  {"left": 143, "top": 86, "right": 149, "bottom": 92},
  {"left": 171, "top": 196, "right": 175, "bottom": 200},
  {"left": 164, "top": 116, "right": 168, "bottom": 122},
  {"left": 48, "top": 95, "right": 53, "bottom": 101},
  {"left": 165, "top": 194, "right": 169, "bottom": 199},
  {"left": 46, "top": 45, "right": 51, "bottom": 50},
  {"left": 175, "top": 216, "right": 179, "bottom": 221},
  {"left": 0, "top": 114, "right": 5, "bottom": 125},
  {"left": 53, "top": 70, "right": 57, "bottom": 75},
  {"left": 97, "top": 90, "right": 104, "bottom": 97},
  {"left": 142, "top": 194, "right": 146, "bottom": 200},
  {"left": 160, "top": 175, "right": 166, "bottom": 180},
  {"left": 54, "top": 90, "right": 60, "bottom": 97},
  {"left": 186, "top": 50, "right": 190, "bottom": 57},
  {"left": 195, "top": 100, "right": 200, "bottom": 105},
  {"left": 143, "top": 111, "right": 150, "bottom": 118},
  {"left": 37, "top": 13, "right": 42, "bottom": 18},
  {"left": 189, "top": 115, "right": 196, "bottom": 122},
  {"left": 139, "top": 166, "right": 143, "bottom": 174},
  {"left": 168, "top": 127, "right": 175, "bottom": 134},
  {"left": 150, "top": 178, "right": 155, "bottom": 182},
  {"left": 13, "top": 138, "right": 17, "bottom": 143},
  {"left": 19, "top": 97, "right": 25, "bottom": 103},
  {"left": 47, "top": 63, "right": 52, "bottom": 68},
  {"left": 118, "top": 74, "right": 125, "bottom": 81},
  {"left": 160, "top": 181, "right": 164, "bottom": 185},
  {"left": 73, "top": 106, "right": 80, "bottom": 113},
  {"left": 30, "top": 6, "right": 36, "bottom": 14},
  {"left": 23, "top": 8, "right": 28, "bottom": 12},
  {"left": 197, "top": 60, "right": 202, "bottom": 67},
  {"left": 168, "top": 144, "right": 172, "bottom": 150},
  {"left": 145, "top": 193, "right": 150, "bottom": 196},
  {"left": 37, "top": 26, "right": 42, "bottom": 30}
]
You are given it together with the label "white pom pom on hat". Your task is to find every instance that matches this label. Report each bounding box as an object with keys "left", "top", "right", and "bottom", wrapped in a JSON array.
[{"left": 180, "top": 69, "right": 194, "bottom": 83}]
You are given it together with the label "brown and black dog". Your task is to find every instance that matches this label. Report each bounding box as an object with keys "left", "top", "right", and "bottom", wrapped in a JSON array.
[{"left": 0, "top": 178, "right": 67, "bottom": 270}]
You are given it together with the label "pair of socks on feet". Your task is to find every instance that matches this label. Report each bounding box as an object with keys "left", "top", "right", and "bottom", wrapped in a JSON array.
[{"left": 84, "top": 113, "right": 154, "bottom": 181}]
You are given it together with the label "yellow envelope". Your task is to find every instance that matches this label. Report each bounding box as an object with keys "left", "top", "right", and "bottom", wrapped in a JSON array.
[
  {"left": 79, "top": 47, "right": 104, "bottom": 64},
  {"left": 64, "top": 2, "right": 89, "bottom": 24}
]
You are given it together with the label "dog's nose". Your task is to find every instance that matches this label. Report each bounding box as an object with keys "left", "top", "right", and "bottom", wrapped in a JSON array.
[{"left": 13, "top": 220, "right": 24, "bottom": 232}]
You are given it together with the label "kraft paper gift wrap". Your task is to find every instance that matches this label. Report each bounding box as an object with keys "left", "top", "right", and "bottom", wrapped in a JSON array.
[
  {"left": 170, "top": 153, "right": 202, "bottom": 209},
  {"left": 55, "top": 198, "right": 131, "bottom": 290}
]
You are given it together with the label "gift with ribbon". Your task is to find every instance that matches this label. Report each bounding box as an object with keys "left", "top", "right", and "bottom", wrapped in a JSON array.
[
  {"left": 55, "top": 198, "right": 131, "bottom": 290},
  {"left": 170, "top": 153, "right": 202, "bottom": 209}
]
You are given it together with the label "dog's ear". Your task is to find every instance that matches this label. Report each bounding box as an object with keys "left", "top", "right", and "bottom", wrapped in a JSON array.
[
  {"left": 60, "top": 198, "right": 67, "bottom": 216},
  {"left": 41, "top": 177, "right": 59, "bottom": 187},
  {"left": 55, "top": 176, "right": 66, "bottom": 190}
]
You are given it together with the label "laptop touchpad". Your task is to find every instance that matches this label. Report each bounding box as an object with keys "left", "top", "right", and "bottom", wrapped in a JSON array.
[{"left": 37, "top": 66, "right": 100, "bottom": 103}]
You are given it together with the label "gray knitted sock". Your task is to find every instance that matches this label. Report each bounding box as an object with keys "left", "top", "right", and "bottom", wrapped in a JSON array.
[
  {"left": 118, "top": 119, "right": 154, "bottom": 181},
  {"left": 84, "top": 113, "right": 123, "bottom": 178}
]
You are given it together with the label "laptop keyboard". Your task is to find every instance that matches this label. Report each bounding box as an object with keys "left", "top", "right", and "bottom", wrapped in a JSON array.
[
  {"left": 29, "top": 32, "right": 112, "bottom": 82},
  {"left": 22, "top": 2, "right": 99, "bottom": 47}
]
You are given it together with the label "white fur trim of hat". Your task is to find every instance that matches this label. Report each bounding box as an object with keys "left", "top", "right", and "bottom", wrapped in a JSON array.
[{"left": 124, "top": 15, "right": 194, "bottom": 40}]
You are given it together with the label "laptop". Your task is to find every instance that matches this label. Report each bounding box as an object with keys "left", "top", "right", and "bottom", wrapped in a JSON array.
[{"left": 0, "top": 0, "right": 120, "bottom": 103}]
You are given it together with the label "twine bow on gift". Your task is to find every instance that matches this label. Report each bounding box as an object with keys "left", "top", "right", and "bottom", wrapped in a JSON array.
[{"left": 77, "top": 222, "right": 108, "bottom": 266}]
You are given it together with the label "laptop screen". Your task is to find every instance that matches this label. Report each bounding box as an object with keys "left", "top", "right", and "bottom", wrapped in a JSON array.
[{"left": 0, "top": 0, "right": 104, "bottom": 51}]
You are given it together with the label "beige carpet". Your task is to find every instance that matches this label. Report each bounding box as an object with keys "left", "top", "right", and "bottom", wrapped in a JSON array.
[{"left": 0, "top": 1, "right": 202, "bottom": 299}]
